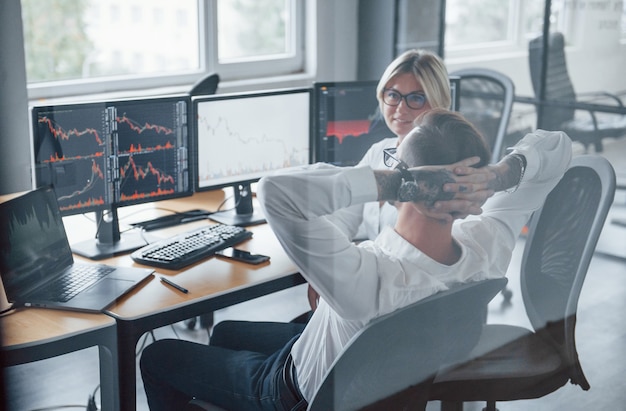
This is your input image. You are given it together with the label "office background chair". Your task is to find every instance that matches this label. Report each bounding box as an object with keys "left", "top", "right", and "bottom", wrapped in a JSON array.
[
  {"left": 190, "top": 72, "right": 220, "bottom": 96},
  {"left": 187, "top": 278, "right": 507, "bottom": 411},
  {"left": 430, "top": 155, "right": 616, "bottom": 411},
  {"left": 529, "top": 32, "right": 626, "bottom": 153},
  {"left": 450, "top": 68, "right": 517, "bottom": 304},
  {"left": 450, "top": 68, "right": 515, "bottom": 163}
]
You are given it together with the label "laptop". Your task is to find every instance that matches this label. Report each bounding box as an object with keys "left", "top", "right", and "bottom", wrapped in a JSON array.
[{"left": 0, "top": 186, "right": 153, "bottom": 313}]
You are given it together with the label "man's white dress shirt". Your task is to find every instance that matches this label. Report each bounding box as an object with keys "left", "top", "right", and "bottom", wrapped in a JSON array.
[{"left": 257, "top": 130, "right": 572, "bottom": 402}]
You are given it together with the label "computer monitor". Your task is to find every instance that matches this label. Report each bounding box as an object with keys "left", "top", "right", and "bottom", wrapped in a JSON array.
[
  {"left": 312, "top": 77, "right": 460, "bottom": 166},
  {"left": 32, "top": 95, "right": 192, "bottom": 259},
  {"left": 193, "top": 87, "right": 311, "bottom": 226}
]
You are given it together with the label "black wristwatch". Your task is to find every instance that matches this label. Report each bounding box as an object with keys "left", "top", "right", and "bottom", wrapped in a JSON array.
[
  {"left": 505, "top": 153, "right": 526, "bottom": 193},
  {"left": 397, "top": 168, "right": 419, "bottom": 202}
]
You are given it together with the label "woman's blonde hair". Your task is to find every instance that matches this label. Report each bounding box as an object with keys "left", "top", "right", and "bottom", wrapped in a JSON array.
[{"left": 376, "top": 49, "right": 451, "bottom": 111}]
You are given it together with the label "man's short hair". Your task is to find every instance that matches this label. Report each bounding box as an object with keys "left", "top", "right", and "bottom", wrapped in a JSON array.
[{"left": 402, "top": 108, "right": 492, "bottom": 169}]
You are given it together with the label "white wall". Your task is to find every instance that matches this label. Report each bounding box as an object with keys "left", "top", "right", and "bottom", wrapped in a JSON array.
[
  {"left": 0, "top": 0, "right": 32, "bottom": 195},
  {"left": 566, "top": 0, "right": 626, "bottom": 95},
  {"left": 314, "top": 0, "right": 360, "bottom": 82}
]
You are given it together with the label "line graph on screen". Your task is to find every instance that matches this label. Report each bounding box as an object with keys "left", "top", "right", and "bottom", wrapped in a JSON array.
[{"left": 196, "top": 92, "right": 309, "bottom": 187}]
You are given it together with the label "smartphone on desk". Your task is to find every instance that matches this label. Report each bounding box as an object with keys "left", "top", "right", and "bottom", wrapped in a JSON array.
[{"left": 215, "top": 247, "right": 270, "bottom": 265}]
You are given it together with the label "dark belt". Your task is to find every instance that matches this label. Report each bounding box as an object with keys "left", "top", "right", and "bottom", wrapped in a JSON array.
[{"left": 282, "top": 354, "right": 307, "bottom": 411}]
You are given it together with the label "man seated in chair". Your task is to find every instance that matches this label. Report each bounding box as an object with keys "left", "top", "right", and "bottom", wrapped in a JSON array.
[{"left": 140, "top": 108, "right": 572, "bottom": 411}]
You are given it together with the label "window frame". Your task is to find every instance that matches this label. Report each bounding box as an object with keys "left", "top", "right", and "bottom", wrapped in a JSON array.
[
  {"left": 26, "top": 0, "right": 305, "bottom": 100},
  {"left": 210, "top": 0, "right": 305, "bottom": 80}
]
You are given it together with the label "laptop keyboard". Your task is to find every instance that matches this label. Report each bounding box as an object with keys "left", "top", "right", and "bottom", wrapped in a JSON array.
[{"left": 42, "top": 265, "right": 115, "bottom": 302}]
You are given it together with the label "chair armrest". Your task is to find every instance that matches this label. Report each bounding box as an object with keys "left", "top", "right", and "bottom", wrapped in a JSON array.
[
  {"left": 577, "top": 91, "right": 624, "bottom": 107},
  {"left": 537, "top": 98, "right": 626, "bottom": 115}
]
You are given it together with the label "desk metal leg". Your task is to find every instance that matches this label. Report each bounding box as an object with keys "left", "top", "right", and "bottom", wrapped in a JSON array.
[
  {"left": 2, "top": 320, "right": 120, "bottom": 411},
  {"left": 99, "top": 324, "right": 120, "bottom": 411},
  {"left": 117, "top": 325, "right": 141, "bottom": 411}
]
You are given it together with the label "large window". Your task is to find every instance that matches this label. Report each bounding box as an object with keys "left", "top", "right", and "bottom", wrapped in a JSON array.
[
  {"left": 21, "top": 0, "right": 304, "bottom": 98},
  {"left": 445, "top": 0, "right": 572, "bottom": 57}
]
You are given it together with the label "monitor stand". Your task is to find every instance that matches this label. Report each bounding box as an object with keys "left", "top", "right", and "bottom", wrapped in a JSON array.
[
  {"left": 71, "top": 207, "right": 148, "bottom": 260},
  {"left": 209, "top": 183, "right": 266, "bottom": 227}
]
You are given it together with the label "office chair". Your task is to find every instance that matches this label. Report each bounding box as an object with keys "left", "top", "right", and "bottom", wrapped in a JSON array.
[
  {"left": 450, "top": 68, "right": 517, "bottom": 304},
  {"left": 189, "top": 72, "right": 220, "bottom": 96},
  {"left": 450, "top": 68, "right": 515, "bottom": 163},
  {"left": 529, "top": 32, "right": 626, "bottom": 153},
  {"left": 430, "top": 155, "right": 616, "bottom": 411},
  {"left": 187, "top": 277, "right": 507, "bottom": 411},
  {"left": 306, "top": 278, "right": 507, "bottom": 411}
]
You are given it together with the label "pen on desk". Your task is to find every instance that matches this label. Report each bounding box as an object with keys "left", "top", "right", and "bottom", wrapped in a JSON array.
[{"left": 160, "top": 276, "right": 189, "bottom": 294}]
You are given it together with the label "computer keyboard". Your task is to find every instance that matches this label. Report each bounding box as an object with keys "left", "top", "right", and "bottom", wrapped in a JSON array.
[{"left": 130, "top": 223, "right": 253, "bottom": 269}]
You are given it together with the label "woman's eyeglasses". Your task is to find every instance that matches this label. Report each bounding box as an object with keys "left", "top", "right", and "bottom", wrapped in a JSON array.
[{"left": 382, "top": 88, "right": 428, "bottom": 110}]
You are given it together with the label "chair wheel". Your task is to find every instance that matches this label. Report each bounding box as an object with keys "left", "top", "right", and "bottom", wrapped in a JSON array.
[
  {"left": 184, "top": 317, "right": 197, "bottom": 330},
  {"left": 199, "top": 313, "right": 214, "bottom": 329}
]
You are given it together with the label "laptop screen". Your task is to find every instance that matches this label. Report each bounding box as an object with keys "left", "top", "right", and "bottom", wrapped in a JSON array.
[{"left": 0, "top": 187, "right": 74, "bottom": 300}]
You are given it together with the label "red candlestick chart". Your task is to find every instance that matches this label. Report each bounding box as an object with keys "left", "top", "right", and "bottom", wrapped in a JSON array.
[{"left": 33, "top": 106, "right": 109, "bottom": 212}]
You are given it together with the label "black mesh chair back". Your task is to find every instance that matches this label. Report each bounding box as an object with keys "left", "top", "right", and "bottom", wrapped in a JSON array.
[
  {"left": 450, "top": 68, "right": 515, "bottom": 163},
  {"left": 430, "top": 155, "right": 616, "bottom": 411},
  {"left": 521, "top": 154, "right": 616, "bottom": 387}
]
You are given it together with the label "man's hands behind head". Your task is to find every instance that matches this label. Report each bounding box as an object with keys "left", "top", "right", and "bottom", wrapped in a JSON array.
[{"left": 416, "top": 156, "right": 496, "bottom": 223}]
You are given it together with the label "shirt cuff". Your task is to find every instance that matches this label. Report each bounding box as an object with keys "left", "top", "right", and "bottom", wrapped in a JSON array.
[
  {"left": 507, "top": 129, "right": 572, "bottom": 182},
  {"left": 343, "top": 166, "right": 379, "bottom": 206}
]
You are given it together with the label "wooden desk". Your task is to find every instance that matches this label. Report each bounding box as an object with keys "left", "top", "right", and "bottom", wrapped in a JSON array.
[
  {"left": 1, "top": 308, "right": 120, "bottom": 410},
  {"left": 0, "top": 191, "right": 121, "bottom": 410},
  {"left": 71, "top": 191, "right": 305, "bottom": 411}
]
